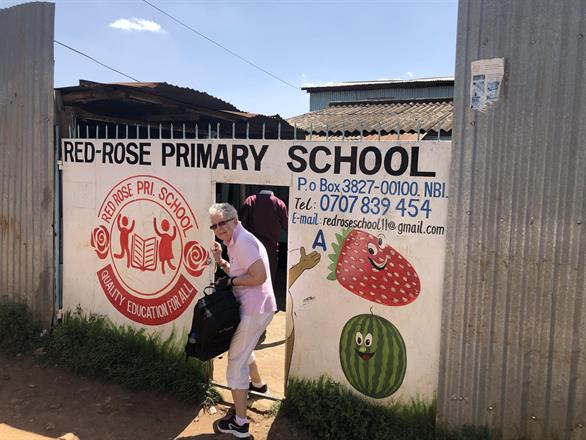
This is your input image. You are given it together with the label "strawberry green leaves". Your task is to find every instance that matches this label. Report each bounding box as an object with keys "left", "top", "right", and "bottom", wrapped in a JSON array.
[{"left": 327, "top": 228, "right": 351, "bottom": 281}]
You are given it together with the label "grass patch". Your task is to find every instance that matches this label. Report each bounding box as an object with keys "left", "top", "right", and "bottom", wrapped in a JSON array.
[
  {"left": 0, "top": 299, "right": 219, "bottom": 406},
  {"left": 46, "top": 310, "right": 219, "bottom": 404},
  {"left": 284, "top": 376, "right": 491, "bottom": 440},
  {"left": 0, "top": 297, "right": 44, "bottom": 354}
]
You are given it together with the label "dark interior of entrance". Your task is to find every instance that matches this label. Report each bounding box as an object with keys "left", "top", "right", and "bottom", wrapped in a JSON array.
[{"left": 214, "top": 183, "right": 289, "bottom": 311}]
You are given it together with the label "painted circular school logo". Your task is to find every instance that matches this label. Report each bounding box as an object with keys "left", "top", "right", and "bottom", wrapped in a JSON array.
[{"left": 90, "top": 175, "right": 209, "bottom": 325}]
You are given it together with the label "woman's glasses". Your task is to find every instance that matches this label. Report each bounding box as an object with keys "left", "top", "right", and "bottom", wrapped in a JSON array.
[{"left": 210, "top": 217, "right": 235, "bottom": 230}]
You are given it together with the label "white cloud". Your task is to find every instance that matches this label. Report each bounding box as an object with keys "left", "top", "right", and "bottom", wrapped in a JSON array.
[
  {"left": 406, "top": 71, "right": 414, "bottom": 78},
  {"left": 109, "top": 18, "right": 164, "bottom": 33}
]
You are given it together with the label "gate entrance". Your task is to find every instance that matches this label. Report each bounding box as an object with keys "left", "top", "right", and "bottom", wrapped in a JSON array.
[{"left": 211, "top": 183, "right": 289, "bottom": 402}]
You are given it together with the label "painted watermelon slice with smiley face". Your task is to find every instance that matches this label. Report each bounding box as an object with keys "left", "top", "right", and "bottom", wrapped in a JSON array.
[{"left": 327, "top": 229, "right": 420, "bottom": 306}]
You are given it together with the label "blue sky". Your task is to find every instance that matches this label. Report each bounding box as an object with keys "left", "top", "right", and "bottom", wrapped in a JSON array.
[{"left": 2, "top": 0, "right": 458, "bottom": 118}]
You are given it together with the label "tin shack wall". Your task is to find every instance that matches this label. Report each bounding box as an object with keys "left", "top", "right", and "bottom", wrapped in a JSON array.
[
  {"left": 438, "top": 1, "right": 585, "bottom": 439},
  {"left": 0, "top": 2, "right": 55, "bottom": 325},
  {"left": 309, "top": 85, "right": 454, "bottom": 111}
]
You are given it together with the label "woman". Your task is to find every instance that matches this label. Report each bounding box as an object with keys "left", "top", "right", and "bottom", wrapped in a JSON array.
[{"left": 209, "top": 203, "right": 276, "bottom": 438}]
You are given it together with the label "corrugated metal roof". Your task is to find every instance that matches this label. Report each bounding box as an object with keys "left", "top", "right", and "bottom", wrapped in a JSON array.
[
  {"left": 299, "top": 133, "right": 423, "bottom": 141},
  {"left": 439, "top": 0, "right": 586, "bottom": 439},
  {"left": 302, "top": 76, "right": 454, "bottom": 92},
  {"left": 59, "top": 80, "right": 241, "bottom": 113},
  {"left": 287, "top": 99, "right": 453, "bottom": 134},
  {"left": 57, "top": 80, "right": 293, "bottom": 127}
]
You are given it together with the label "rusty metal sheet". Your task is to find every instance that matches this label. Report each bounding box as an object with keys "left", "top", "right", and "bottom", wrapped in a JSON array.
[
  {"left": 0, "top": 2, "right": 55, "bottom": 325},
  {"left": 439, "top": 1, "right": 586, "bottom": 439}
]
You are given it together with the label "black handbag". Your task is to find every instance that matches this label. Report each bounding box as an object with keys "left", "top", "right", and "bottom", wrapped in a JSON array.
[{"left": 185, "top": 284, "right": 241, "bottom": 362}]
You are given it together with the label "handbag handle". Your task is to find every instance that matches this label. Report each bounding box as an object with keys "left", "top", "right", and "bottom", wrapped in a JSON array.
[{"left": 203, "top": 284, "right": 215, "bottom": 296}]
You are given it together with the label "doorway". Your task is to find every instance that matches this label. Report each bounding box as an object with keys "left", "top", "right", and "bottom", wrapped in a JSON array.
[{"left": 212, "top": 182, "right": 289, "bottom": 402}]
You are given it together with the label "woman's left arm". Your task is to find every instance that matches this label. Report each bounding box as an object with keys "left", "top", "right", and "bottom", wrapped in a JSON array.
[{"left": 232, "top": 259, "right": 266, "bottom": 287}]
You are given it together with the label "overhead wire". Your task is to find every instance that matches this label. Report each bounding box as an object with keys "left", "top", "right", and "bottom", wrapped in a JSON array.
[
  {"left": 54, "top": 1, "right": 300, "bottom": 89},
  {"left": 54, "top": 40, "right": 140, "bottom": 82},
  {"left": 141, "top": 0, "right": 300, "bottom": 90}
]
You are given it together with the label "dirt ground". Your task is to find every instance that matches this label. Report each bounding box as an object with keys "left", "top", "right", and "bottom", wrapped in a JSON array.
[{"left": 0, "top": 312, "right": 311, "bottom": 440}]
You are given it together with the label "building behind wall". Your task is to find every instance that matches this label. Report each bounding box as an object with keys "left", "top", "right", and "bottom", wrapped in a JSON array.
[
  {"left": 288, "top": 77, "right": 454, "bottom": 141},
  {"left": 56, "top": 80, "right": 300, "bottom": 140}
]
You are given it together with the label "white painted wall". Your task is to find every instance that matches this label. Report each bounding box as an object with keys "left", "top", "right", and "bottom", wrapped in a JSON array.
[{"left": 61, "top": 139, "right": 450, "bottom": 402}]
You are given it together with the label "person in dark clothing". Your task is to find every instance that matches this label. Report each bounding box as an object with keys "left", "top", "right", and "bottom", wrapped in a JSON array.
[{"left": 239, "top": 190, "right": 288, "bottom": 285}]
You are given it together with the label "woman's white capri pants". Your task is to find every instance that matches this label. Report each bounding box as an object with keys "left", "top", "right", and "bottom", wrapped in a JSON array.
[{"left": 226, "top": 311, "right": 273, "bottom": 390}]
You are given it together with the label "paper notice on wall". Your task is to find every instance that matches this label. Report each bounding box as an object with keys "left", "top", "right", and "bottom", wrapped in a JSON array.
[{"left": 470, "top": 58, "right": 504, "bottom": 112}]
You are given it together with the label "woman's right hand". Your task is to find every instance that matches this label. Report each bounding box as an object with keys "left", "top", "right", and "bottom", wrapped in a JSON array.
[{"left": 211, "top": 242, "right": 222, "bottom": 263}]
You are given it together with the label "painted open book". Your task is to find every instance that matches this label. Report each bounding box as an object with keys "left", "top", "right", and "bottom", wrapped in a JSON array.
[{"left": 131, "top": 234, "right": 158, "bottom": 271}]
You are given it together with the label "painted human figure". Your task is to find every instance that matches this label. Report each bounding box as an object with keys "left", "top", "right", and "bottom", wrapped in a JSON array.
[
  {"left": 285, "top": 247, "right": 320, "bottom": 389},
  {"left": 114, "top": 214, "right": 135, "bottom": 267},
  {"left": 153, "top": 218, "right": 177, "bottom": 274}
]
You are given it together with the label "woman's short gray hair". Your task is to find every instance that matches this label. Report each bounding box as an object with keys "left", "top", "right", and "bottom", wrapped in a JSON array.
[{"left": 209, "top": 203, "right": 238, "bottom": 220}]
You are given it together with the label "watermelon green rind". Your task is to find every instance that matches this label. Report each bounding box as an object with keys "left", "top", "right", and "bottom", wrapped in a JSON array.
[
  {"left": 372, "top": 317, "right": 406, "bottom": 398},
  {"left": 339, "top": 313, "right": 407, "bottom": 399},
  {"left": 354, "top": 317, "right": 367, "bottom": 387},
  {"left": 342, "top": 315, "right": 366, "bottom": 394},
  {"left": 326, "top": 228, "right": 352, "bottom": 280},
  {"left": 374, "top": 317, "right": 391, "bottom": 396},
  {"left": 339, "top": 327, "right": 352, "bottom": 384},
  {"left": 340, "top": 317, "right": 361, "bottom": 389},
  {"left": 367, "top": 317, "right": 380, "bottom": 394},
  {"left": 369, "top": 317, "right": 381, "bottom": 395},
  {"left": 385, "top": 320, "right": 406, "bottom": 397}
]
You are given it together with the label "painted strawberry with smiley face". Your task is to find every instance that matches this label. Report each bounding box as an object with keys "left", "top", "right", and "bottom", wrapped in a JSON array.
[{"left": 327, "top": 229, "right": 420, "bottom": 306}]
